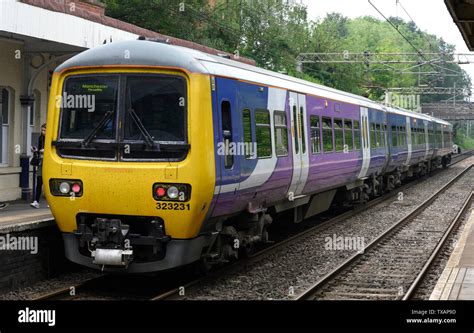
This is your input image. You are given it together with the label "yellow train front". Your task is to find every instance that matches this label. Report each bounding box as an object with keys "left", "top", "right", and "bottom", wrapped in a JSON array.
[{"left": 44, "top": 40, "right": 216, "bottom": 273}]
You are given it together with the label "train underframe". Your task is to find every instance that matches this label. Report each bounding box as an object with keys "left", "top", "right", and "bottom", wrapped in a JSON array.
[{"left": 202, "top": 154, "right": 452, "bottom": 268}]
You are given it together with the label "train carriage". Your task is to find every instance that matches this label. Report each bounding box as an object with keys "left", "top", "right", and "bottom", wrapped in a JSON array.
[{"left": 44, "top": 39, "right": 453, "bottom": 273}]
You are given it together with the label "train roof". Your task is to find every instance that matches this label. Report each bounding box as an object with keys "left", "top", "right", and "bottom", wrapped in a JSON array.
[
  {"left": 55, "top": 40, "right": 382, "bottom": 108},
  {"left": 56, "top": 40, "right": 451, "bottom": 126}
]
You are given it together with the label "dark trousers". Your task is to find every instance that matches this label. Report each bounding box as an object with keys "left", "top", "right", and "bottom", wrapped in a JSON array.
[{"left": 35, "top": 176, "right": 43, "bottom": 202}]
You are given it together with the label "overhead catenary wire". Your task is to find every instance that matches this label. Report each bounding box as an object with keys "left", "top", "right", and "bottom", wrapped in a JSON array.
[{"left": 368, "top": 0, "right": 465, "bottom": 88}]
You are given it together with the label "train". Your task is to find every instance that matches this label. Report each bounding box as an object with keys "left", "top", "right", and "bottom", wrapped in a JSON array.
[{"left": 43, "top": 39, "right": 453, "bottom": 273}]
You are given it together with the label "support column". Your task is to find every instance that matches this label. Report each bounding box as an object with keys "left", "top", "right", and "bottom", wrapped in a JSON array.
[{"left": 19, "top": 95, "right": 34, "bottom": 200}]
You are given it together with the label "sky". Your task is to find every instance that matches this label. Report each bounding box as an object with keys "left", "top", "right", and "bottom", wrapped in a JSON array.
[{"left": 300, "top": 0, "right": 474, "bottom": 91}]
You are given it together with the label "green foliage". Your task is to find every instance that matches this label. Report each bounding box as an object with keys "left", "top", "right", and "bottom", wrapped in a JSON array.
[
  {"left": 103, "top": 0, "right": 471, "bottom": 102},
  {"left": 453, "top": 122, "right": 474, "bottom": 150}
]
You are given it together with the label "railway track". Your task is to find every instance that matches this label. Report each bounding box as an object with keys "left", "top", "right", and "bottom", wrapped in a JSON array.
[
  {"left": 32, "top": 152, "right": 473, "bottom": 301},
  {"left": 32, "top": 276, "right": 105, "bottom": 301},
  {"left": 296, "top": 164, "right": 473, "bottom": 300}
]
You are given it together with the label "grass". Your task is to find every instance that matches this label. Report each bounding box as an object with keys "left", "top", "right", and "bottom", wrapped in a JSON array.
[{"left": 454, "top": 129, "right": 474, "bottom": 151}]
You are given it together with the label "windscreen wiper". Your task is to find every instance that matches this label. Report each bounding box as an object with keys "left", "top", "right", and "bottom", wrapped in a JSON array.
[
  {"left": 127, "top": 108, "right": 157, "bottom": 150},
  {"left": 82, "top": 111, "right": 113, "bottom": 148}
]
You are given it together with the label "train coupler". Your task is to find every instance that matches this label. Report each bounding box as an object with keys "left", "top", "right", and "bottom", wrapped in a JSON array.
[
  {"left": 88, "top": 218, "right": 134, "bottom": 267},
  {"left": 92, "top": 248, "right": 134, "bottom": 267}
]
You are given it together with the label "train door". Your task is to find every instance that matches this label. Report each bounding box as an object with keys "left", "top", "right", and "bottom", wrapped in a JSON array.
[
  {"left": 215, "top": 78, "right": 241, "bottom": 198},
  {"left": 358, "top": 107, "right": 371, "bottom": 178},
  {"left": 405, "top": 116, "right": 412, "bottom": 165},
  {"left": 424, "top": 121, "right": 429, "bottom": 159},
  {"left": 288, "top": 92, "right": 309, "bottom": 198}
]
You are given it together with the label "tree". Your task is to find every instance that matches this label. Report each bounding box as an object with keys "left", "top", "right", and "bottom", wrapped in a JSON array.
[{"left": 103, "top": 1, "right": 471, "bottom": 102}]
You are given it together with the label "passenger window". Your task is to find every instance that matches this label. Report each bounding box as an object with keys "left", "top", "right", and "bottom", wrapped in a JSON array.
[
  {"left": 392, "top": 126, "right": 398, "bottom": 147},
  {"left": 376, "top": 124, "right": 383, "bottom": 147},
  {"left": 370, "top": 123, "right": 377, "bottom": 148},
  {"left": 334, "top": 119, "right": 344, "bottom": 152},
  {"left": 255, "top": 109, "right": 272, "bottom": 158},
  {"left": 399, "top": 126, "right": 405, "bottom": 146},
  {"left": 310, "top": 116, "right": 321, "bottom": 154},
  {"left": 344, "top": 120, "right": 353, "bottom": 151},
  {"left": 274, "top": 111, "right": 288, "bottom": 157},
  {"left": 221, "top": 101, "right": 233, "bottom": 169},
  {"left": 322, "top": 117, "right": 333, "bottom": 153},
  {"left": 242, "top": 109, "right": 253, "bottom": 159},
  {"left": 353, "top": 120, "right": 361, "bottom": 150}
]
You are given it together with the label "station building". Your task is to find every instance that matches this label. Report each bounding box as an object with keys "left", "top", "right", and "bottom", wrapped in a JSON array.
[{"left": 0, "top": 0, "right": 251, "bottom": 202}]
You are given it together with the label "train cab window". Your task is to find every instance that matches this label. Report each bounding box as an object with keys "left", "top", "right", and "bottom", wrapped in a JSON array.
[
  {"left": 123, "top": 75, "right": 188, "bottom": 160},
  {"left": 221, "top": 101, "right": 233, "bottom": 168},
  {"left": 59, "top": 76, "right": 118, "bottom": 141},
  {"left": 353, "top": 120, "right": 361, "bottom": 150},
  {"left": 334, "top": 119, "right": 344, "bottom": 152},
  {"left": 310, "top": 115, "right": 321, "bottom": 154},
  {"left": 344, "top": 120, "right": 353, "bottom": 151},
  {"left": 391, "top": 126, "right": 398, "bottom": 147},
  {"left": 124, "top": 75, "right": 186, "bottom": 141},
  {"left": 58, "top": 76, "right": 119, "bottom": 159},
  {"left": 242, "top": 109, "right": 253, "bottom": 159},
  {"left": 255, "top": 109, "right": 272, "bottom": 158},
  {"left": 274, "top": 111, "right": 288, "bottom": 157},
  {"left": 370, "top": 123, "right": 377, "bottom": 148},
  {"left": 322, "top": 117, "right": 333, "bottom": 153}
]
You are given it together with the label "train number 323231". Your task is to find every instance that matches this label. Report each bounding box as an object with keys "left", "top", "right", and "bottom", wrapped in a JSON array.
[{"left": 156, "top": 202, "right": 190, "bottom": 210}]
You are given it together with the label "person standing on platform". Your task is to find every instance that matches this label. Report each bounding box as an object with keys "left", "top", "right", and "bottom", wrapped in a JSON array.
[{"left": 30, "top": 123, "right": 46, "bottom": 209}]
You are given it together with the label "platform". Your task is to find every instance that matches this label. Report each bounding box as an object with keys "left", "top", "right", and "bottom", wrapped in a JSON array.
[
  {"left": 0, "top": 200, "right": 54, "bottom": 233},
  {"left": 430, "top": 209, "right": 474, "bottom": 300}
]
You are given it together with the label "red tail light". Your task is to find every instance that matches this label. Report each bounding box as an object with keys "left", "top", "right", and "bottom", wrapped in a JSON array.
[
  {"left": 72, "top": 183, "right": 81, "bottom": 194},
  {"left": 156, "top": 186, "right": 166, "bottom": 197}
]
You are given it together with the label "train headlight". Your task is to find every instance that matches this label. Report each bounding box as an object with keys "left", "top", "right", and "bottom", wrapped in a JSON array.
[
  {"left": 50, "top": 179, "right": 83, "bottom": 197},
  {"left": 152, "top": 183, "right": 191, "bottom": 202},
  {"left": 59, "top": 182, "right": 70, "bottom": 194},
  {"left": 167, "top": 186, "right": 179, "bottom": 199}
]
